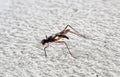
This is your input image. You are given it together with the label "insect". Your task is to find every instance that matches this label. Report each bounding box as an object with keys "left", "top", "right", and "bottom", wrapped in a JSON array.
[{"left": 41, "top": 25, "right": 82, "bottom": 58}]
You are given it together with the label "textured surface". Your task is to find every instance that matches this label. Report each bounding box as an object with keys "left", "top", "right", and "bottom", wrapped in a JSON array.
[{"left": 0, "top": 0, "right": 120, "bottom": 77}]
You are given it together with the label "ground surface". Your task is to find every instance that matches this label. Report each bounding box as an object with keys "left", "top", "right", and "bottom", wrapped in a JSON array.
[{"left": 0, "top": 0, "right": 120, "bottom": 77}]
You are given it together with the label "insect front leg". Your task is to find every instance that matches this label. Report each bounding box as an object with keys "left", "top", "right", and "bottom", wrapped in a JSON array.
[{"left": 44, "top": 43, "right": 49, "bottom": 57}]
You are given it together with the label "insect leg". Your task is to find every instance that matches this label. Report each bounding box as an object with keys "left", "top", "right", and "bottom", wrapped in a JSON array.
[
  {"left": 69, "top": 30, "right": 87, "bottom": 38},
  {"left": 56, "top": 41, "right": 76, "bottom": 58},
  {"left": 63, "top": 25, "right": 69, "bottom": 31},
  {"left": 66, "top": 25, "right": 79, "bottom": 33},
  {"left": 66, "top": 25, "right": 88, "bottom": 39},
  {"left": 63, "top": 25, "right": 81, "bottom": 36},
  {"left": 44, "top": 43, "right": 49, "bottom": 57}
]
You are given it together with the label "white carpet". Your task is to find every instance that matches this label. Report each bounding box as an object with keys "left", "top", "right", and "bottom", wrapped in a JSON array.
[{"left": 0, "top": 0, "right": 120, "bottom": 77}]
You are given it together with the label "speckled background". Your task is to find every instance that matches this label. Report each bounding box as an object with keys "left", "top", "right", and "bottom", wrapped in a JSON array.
[{"left": 0, "top": 0, "right": 120, "bottom": 77}]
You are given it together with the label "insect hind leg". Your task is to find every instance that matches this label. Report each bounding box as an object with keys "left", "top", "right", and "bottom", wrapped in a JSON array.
[
  {"left": 66, "top": 25, "right": 79, "bottom": 34},
  {"left": 62, "top": 24, "right": 78, "bottom": 35},
  {"left": 63, "top": 25, "right": 79, "bottom": 35},
  {"left": 66, "top": 25, "right": 87, "bottom": 39},
  {"left": 63, "top": 25, "right": 70, "bottom": 31}
]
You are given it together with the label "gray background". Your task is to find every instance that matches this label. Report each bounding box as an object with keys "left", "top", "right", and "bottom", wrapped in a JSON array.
[{"left": 0, "top": 0, "right": 120, "bottom": 77}]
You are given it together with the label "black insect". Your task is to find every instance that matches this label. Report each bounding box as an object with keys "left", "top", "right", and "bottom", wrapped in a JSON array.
[{"left": 41, "top": 25, "right": 82, "bottom": 58}]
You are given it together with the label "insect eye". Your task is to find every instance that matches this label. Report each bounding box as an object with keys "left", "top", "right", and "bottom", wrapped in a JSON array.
[{"left": 41, "top": 39, "right": 46, "bottom": 45}]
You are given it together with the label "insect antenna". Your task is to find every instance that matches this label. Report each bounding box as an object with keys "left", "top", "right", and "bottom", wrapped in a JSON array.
[{"left": 46, "top": 35, "right": 47, "bottom": 39}]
